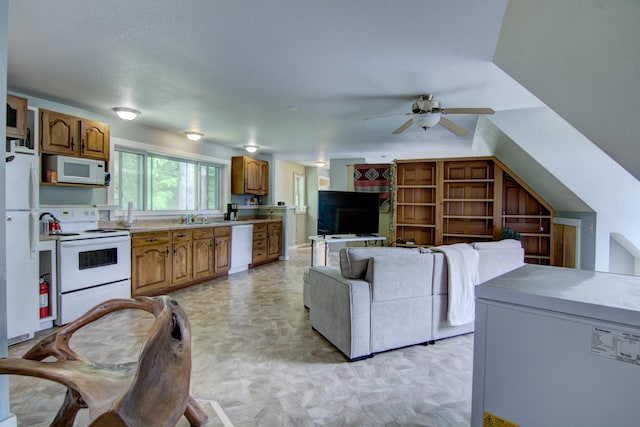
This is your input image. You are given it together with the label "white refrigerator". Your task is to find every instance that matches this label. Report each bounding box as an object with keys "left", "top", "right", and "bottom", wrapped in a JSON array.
[{"left": 4, "top": 148, "right": 39, "bottom": 343}]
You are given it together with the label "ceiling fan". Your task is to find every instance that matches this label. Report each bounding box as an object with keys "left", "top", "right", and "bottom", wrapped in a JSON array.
[{"left": 391, "top": 94, "right": 495, "bottom": 136}]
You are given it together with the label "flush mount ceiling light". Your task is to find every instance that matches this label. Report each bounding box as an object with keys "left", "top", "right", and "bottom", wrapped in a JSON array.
[
  {"left": 244, "top": 145, "right": 258, "bottom": 153},
  {"left": 113, "top": 107, "right": 140, "bottom": 121},
  {"left": 316, "top": 161, "right": 326, "bottom": 168},
  {"left": 184, "top": 131, "right": 204, "bottom": 141}
]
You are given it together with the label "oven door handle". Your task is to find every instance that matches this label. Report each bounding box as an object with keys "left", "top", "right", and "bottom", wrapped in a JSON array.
[{"left": 59, "top": 235, "right": 131, "bottom": 248}]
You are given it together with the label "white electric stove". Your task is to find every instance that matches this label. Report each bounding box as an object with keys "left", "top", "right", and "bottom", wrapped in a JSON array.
[{"left": 41, "top": 207, "right": 131, "bottom": 325}]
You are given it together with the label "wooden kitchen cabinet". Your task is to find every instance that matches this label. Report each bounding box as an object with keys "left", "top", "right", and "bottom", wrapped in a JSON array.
[
  {"left": 251, "top": 223, "right": 268, "bottom": 265},
  {"left": 192, "top": 227, "right": 214, "bottom": 279},
  {"left": 132, "top": 225, "right": 234, "bottom": 296},
  {"left": 267, "top": 222, "right": 282, "bottom": 261},
  {"left": 213, "top": 226, "right": 231, "bottom": 273},
  {"left": 79, "top": 118, "right": 110, "bottom": 160},
  {"left": 171, "top": 230, "right": 193, "bottom": 285},
  {"left": 231, "top": 156, "right": 269, "bottom": 195},
  {"left": 250, "top": 221, "right": 282, "bottom": 267},
  {"left": 131, "top": 231, "right": 171, "bottom": 296},
  {"left": 6, "top": 95, "right": 28, "bottom": 139},
  {"left": 40, "top": 110, "right": 78, "bottom": 156},
  {"left": 40, "top": 109, "right": 110, "bottom": 160}
]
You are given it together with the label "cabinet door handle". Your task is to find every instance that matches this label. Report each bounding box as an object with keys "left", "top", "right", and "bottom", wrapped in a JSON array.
[
  {"left": 146, "top": 238, "right": 157, "bottom": 243},
  {"left": 81, "top": 139, "right": 86, "bottom": 153},
  {"left": 71, "top": 137, "right": 75, "bottom": 150},
  {"left": 166, "top": 248, "right": 169, "bottom": 257}
]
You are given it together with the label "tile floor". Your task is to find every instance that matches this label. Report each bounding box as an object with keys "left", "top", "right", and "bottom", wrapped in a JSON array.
[{"left": 6, "top": 246, "right": 473, "bottom": 426}]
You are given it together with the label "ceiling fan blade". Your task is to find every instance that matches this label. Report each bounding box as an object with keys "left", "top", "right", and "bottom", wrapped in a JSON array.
[
  {"left": 439, "top": 117, "right": 469, "bottom": 137},
  {"left": 440, "top": 107, "right": 495, "bottom": 115},
  {"left": 392, "top": 118, "right": 414, "bottom": 135}
]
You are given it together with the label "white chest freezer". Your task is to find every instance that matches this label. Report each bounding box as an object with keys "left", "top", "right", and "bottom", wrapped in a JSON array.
[{"left": 471, "top": 265, "right": 640, "bottom": 427}]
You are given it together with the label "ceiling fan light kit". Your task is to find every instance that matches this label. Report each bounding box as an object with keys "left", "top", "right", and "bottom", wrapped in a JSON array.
[{"left": 390, "top": 94, "right": 494, "bottom": 136}]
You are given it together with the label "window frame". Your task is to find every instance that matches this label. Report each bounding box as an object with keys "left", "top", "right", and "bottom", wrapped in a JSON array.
[{"left": 109, "top": 138, "right": 230, "bottom": 218}]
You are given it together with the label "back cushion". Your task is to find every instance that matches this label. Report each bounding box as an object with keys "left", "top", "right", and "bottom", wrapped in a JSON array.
[{"left": 339, "top": 247, "right": 419, "bottom": 279}]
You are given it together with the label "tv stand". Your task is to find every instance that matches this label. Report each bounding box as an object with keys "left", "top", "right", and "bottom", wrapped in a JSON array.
[{"left": 308, "top": 234, "right": 386, "bottom": 266}]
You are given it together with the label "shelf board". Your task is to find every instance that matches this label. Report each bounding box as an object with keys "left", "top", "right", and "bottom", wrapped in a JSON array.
[
  {"left": 397, "top": 185, "right": 437, "bottom": 189},
  {"left": 443, "top": 179, "right": 494, "bottom": 183},
  {"left": 524, "top": 255, "right": 552, "bottom": 260},
  {"left": 443, "top": 215, "right": 493, "bottom": 220},
  {"left": 443, "top": 198, "right": 494, "bottom": 202},
  {"left": 41, "top": 182, "right": 107, "bottom": 189},
  {"left": 396, "top": 202, "right": 436, "bottom": 206},
  {"left": 502, "top": 214, "right": 551, "bottom": 219},
  {"left": 519, "top": 232, "right": 551, "bottom": 237},
  {"left": 396, "top": 223, "right": 436, "bottom": 228}
]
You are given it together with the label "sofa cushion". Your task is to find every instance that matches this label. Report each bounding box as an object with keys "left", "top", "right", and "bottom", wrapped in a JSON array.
[
  {"left": 365, "top": 253, "right": 434, "bottom": 301},
  {"left": 339, "top": 247, "right": 419, "bottom": 279}
]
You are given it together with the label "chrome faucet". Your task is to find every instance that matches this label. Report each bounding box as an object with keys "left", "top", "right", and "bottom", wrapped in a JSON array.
[{"left": 190, "top": 214, "right": 207, "bottom": 224}]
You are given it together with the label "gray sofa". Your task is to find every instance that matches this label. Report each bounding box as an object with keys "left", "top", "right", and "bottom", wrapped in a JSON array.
[{"left": 304, "top": 240, "right": 524, "bottom": 360}]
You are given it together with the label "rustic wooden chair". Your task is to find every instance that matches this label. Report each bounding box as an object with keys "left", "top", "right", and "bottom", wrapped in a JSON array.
[{"left": 0, "top": 296, "right": 208, "bottom": 426}]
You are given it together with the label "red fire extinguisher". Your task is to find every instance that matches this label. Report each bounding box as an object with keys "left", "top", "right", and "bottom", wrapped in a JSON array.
[{"left": 39, "top": 275, "right": 50, "bottom": 319}]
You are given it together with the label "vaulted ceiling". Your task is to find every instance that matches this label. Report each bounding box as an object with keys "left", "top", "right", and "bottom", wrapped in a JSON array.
[{"left": 7, "top": 1, "right": 639, "bottom": 180}]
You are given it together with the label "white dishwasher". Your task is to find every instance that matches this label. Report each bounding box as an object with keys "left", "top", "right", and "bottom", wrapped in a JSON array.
[{"left": 229, "top": 223, "right": 253, "bottom": 274}]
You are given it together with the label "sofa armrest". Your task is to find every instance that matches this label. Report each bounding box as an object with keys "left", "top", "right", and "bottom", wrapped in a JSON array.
[
  {"left": 308, "top": 266, "right": 371, "bottom": 360},
  {"left": 365, "top": 253, "right": 434, "bottom": 301}
]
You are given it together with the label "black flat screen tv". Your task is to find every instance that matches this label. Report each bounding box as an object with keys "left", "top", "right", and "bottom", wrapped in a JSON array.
[{"left": 317, "top": 190, "right": 380, "bottom": 236}]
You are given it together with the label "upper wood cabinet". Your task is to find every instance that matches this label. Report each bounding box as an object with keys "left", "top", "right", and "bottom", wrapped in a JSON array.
[
  {"left": 40, "top": 109, "right": 110, "bottom": 160},
  {"left": 231, "top": 156, "right": 269, "bottom": 195},
  {"left": 79, "top": 119, "right": 110, "bottom": 160},
  {"left": 6, "top": 95, "right": 28, "bottom": 139}
]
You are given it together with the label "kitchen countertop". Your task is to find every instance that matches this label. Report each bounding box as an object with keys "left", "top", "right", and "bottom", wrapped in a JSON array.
[
  {"left": 38, "top": 218, "right": 282, "bottom": 240},
  {"left": 114, "top": 218, "right": 281, "bottom": 233}
]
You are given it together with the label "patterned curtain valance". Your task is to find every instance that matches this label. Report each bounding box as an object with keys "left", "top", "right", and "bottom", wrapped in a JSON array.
[{"left": 354, "top": 163, "right": 391, "bottom": 212}]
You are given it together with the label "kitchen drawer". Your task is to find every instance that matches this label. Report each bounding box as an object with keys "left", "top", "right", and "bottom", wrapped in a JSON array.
[
  {"left": 253, "top": 231, "right": 267, "bottom": 240},
  {"left": 214, "top": 226, "right": 231, "bottom": 237},
  {"left": 253, "top": 223, "right": 267, "bottom": 233},
  {"left": 192, "top": 227, "right": 213, "bottom": 240},
  {"left": 131, "top": 231, "right": 170, "bottom": 247},
  {"left": 253, "top": 238, "right": 266, "bottom": 249},
  {"left": 268, "top": 222, "right": 282, "bottom": 232},
  {"left": 171, "top": 229, "right": 192, "bottom": 242},
  {"left": 252, "top": 249, "right": 267, "bottom": 263}
]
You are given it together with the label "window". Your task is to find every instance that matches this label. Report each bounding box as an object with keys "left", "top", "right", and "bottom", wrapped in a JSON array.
[
  {"left": 113, "top": 147, "right": 222, "bottom": 212},
  {"left": 293, "top": 172, "right": 306, "bottom": 213}
]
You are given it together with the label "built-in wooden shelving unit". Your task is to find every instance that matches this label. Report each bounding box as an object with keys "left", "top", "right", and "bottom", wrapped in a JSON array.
[{"left": 392, "top": 157, "right": 555, "bottom": 265}]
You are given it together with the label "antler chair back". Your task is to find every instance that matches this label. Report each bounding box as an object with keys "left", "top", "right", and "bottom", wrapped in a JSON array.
[{"left": 0, "top": 296, "right": 207, "bottom": 426}]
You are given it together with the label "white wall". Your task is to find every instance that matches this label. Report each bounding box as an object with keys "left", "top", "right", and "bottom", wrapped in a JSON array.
[
  {"left": 329, "top": 158, "right": 364, "bottom": 190},
  {"left": 273, "top": 159, "right": 305, "bottom": 206},
  {"left": 1, "top": 0, "right": 11, "bottom": 421},
  {"left": 485, "top": 107, "right": 640, "bottom": 272}
]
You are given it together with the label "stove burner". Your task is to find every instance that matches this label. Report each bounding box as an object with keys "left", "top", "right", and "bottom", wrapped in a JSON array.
[
  {"left": 55, "top": 232, "right": 81, "bottom": 237},
  {"left": 84, "top": 229, "right": 118, "bottom": 233}
]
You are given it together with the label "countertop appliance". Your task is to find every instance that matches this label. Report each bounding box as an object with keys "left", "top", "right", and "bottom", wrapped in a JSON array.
[
  {"left": 44, "top": 207, "right": 131, "bottom": 325},
  {"left": 43, "top": 155, "right": 105, "bottom": 185},
  {"left": 229, "top": 223, "right": 253, "bottom": 274},
  {"left": 226, "top": 203, "right": 239, "bottom": 221},
  {"left": 471, "top": 265, "right": 640, "bottom": 427},
  {"left": 4, "top": 148, "right": 40, "bottom": 343}
]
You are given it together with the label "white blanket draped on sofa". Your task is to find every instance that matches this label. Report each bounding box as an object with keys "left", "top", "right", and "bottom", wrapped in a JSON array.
[{"left": 432, "top": 243, "right": 479, "bottom": 326}]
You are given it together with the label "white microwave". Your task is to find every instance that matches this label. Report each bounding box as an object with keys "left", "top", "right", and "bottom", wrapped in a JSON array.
[{"left": 43, "top": 155, "right": 106, "bottom": 185}]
